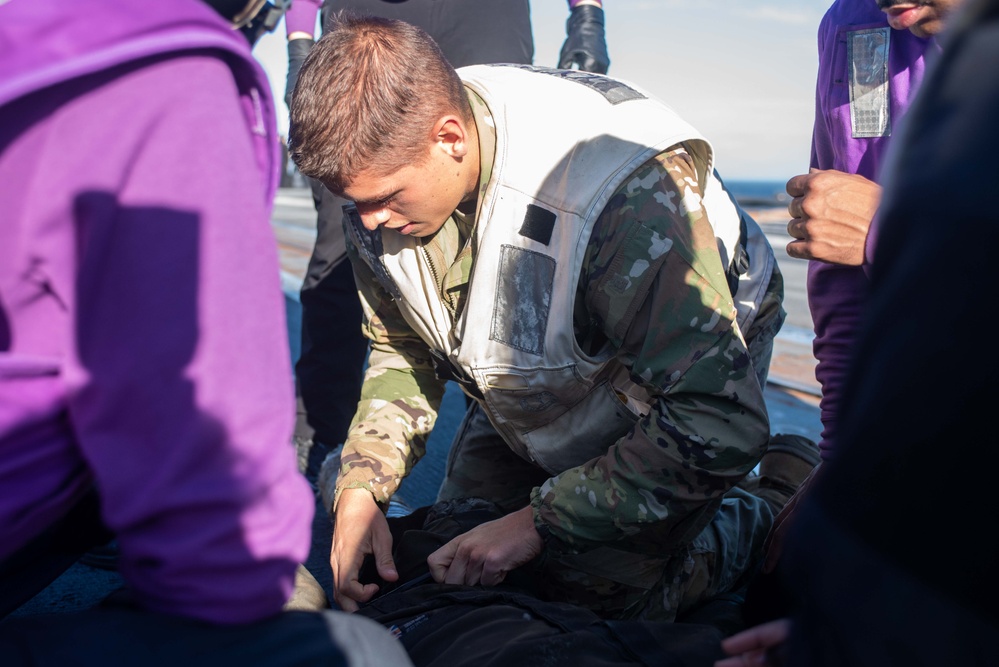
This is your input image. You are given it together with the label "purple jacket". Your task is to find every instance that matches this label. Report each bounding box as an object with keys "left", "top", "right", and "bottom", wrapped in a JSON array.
[
  {"left": 808, "top": 0, "right": 937, "bottom": 459},
  {"left": 0, "top": 0, "right": 313, "bottom": 623},
  {"left": 285, "top": 0, "right": 324, "bottom": 35}
]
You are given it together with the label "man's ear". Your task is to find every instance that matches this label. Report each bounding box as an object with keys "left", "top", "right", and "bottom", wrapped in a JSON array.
[{"left": 433, "top": 115, "right": 470, "bottom": 158}]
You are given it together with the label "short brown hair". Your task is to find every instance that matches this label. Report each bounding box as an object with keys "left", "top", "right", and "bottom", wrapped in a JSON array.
[{"left": 288, "top": 12, "right": 471, "bottom": 193}]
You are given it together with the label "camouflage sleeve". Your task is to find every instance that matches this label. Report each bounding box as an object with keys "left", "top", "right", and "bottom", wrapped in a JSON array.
[
  {"left": 530, "top": 146, "right": 771, "bottom": 555},
  {"left": 333, "top": 234, "right": 446, "bottom": 510}
]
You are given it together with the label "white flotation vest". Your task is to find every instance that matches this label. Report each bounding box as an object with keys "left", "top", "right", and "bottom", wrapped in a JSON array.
[{"left": 346, "top": 64, "right": 775, "bottom": 473}]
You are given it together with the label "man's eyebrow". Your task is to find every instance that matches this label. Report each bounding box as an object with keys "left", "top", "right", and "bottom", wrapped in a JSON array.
[{"left": 349, "top": 189, "right": 400, "bottom": 206}]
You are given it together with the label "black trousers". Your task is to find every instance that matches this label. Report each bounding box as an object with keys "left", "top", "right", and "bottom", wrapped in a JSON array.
[
  {"left": 295, "top": 0, "right": 534, "bottom": 446},
  {"left": 323, "top": 0, "right": 533, "bottom": 69},
  {"left": 0, "top": 490, "right": 111, "bottom": 620}
]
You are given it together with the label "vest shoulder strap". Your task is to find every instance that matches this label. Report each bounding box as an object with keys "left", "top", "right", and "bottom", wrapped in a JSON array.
[{"left": 343, "top": 204, "right": 402, "bottom": 301}]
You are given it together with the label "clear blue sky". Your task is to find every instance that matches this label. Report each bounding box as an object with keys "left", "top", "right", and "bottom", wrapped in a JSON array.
[{"left": 252, "top": 0, "right": 834, "bottom": 181}]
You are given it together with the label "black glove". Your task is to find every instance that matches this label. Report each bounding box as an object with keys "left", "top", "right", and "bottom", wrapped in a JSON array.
[
  {"left": 285, "top": 37, "right": 315, "bottom": 111},
  {"left": 558, "top": 4, "right": 610, "bottom": 74}
]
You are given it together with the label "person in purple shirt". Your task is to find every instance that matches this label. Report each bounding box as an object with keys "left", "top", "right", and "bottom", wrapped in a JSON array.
[
  {"left": 0, "top": 0, "right": 411, "bottom": 663},
  {"left": 760, "top": 0, "right": 959, "bottom": 568},
  {"left": 765, "top": 0, "right": 964, "bottom": 561},
  {"left": 786, "top": 0, "right": 949, "bottom": 464},
  {"left": 282, "top": 0, "right": 610, "bottom": 490},
  {"left": 716, "top": 0, "right": 967, "bottom": 663},
  {"left": 721, "top": 0, "right": 999, "bottom": 662}
]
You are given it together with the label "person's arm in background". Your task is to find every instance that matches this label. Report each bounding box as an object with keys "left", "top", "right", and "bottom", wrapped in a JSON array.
[
  {"left": 559, "top": 0, "right": 610, "bottom": 74},
  {"left": 284, "top": 0, "right": 323, "bottom": 109},
  {"left": 784, "top": 8, "right": 881, "bottom": 269},
  {"left": 785, "top": 168, "right": 881, "bottom": 267}
]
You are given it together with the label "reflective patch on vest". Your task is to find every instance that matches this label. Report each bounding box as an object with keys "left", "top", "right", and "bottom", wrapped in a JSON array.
[
  {"left": 491, "top": 245, "right": 554, "bottom": 356},
  {"left": 519, "top": 204, "right": 557, "bottom": 246},
  {"left": 848, "top": 27, "right": 891, "bottom": 138},
  {"left": 491, "top": 64, "right": 646, "bottom": 105}
]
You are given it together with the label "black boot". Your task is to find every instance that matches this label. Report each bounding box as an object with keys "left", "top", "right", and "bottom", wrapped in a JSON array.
[{"left": 743, "top": 433, "right": 821, "bottom": 515}]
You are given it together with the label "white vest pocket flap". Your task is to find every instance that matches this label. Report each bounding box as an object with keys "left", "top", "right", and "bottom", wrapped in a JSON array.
[{"left": 523, "top": 381, "right": 639, "bottom": 474}]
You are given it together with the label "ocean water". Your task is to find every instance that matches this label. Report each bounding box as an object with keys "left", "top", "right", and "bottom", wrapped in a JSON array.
[{"left": 724, "top": 179, "right": 791, "bottom": 207}]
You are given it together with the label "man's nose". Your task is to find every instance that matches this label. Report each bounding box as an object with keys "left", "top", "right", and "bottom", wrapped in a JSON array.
[{"left": 361, "top": 206, "right": 391, "bottom": 231}]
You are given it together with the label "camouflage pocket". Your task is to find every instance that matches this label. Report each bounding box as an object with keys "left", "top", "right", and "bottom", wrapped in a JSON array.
[{"left": 589, "top": 219, "right": 673, "bottom": 344}]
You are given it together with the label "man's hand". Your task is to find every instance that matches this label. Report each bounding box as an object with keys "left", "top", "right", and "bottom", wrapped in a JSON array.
[
  {"left": 330, "top": 488, "right": 398, "bottom": 612},
  {"left": 558, "top": 2, "right": 610, "bottom": 74},
  {"left": 715, "top": 618, "right": 791, "bottom": 667},
  {"left": 785, "top": 168, "right": 881, "bottom": 266},
  {"left": 427, "top": 506, "right": 543, "bottom": 587},
  {"left": 762, "top": 463, "right": 822, "bottom": 574}
]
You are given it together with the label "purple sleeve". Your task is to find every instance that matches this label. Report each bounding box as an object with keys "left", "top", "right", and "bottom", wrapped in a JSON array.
[
  {"left": 284, "top": 0, "right": 322, "bottom": 36},
  {"left": 807, "top": 4, "right": 856, "bottom": 460},
  {"left": 809, "top": 10, "right": 834, "bottom": 172},
  {"left": 62, "top": 56, "right": 313, "bottom": 623}
]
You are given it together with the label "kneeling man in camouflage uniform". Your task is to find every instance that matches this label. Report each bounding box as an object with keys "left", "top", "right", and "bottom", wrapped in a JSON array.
[{"left": 289, "top": 13, "right": 787, "bottom": 621}]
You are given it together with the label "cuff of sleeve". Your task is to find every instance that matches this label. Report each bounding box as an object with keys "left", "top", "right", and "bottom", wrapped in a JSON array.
[
  {"left": 332, "top": 469, "right": 399, "bottom": 513},
  {"left": 530, "top": 487, "right": 576, "bottom": 556},
  {"left": 287, "top": 36, "right": 315, "bottom": 56},
  {"left": 862, "top": 214, "right": 878, "bottom": 277}
]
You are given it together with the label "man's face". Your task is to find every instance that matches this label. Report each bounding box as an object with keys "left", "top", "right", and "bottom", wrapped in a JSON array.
[
  {"left": 341, "top": 146, "right": 469, "bottom": 238},
  {"left": 876, "top": 0, "right": 963, "bottom": 37}
]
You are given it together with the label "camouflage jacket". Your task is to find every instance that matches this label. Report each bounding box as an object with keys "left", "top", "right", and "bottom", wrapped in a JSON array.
[{"left": 337, "top": 78, "right": 783, "bottom": 556}]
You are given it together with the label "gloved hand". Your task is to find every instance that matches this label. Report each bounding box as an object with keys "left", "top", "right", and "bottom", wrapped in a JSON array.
[
  {"left": 558, "top": 4, "right": 610, "bottom": 74},
  {"left": 285, "top": 37, "right": 315, "bottom": 110}
]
